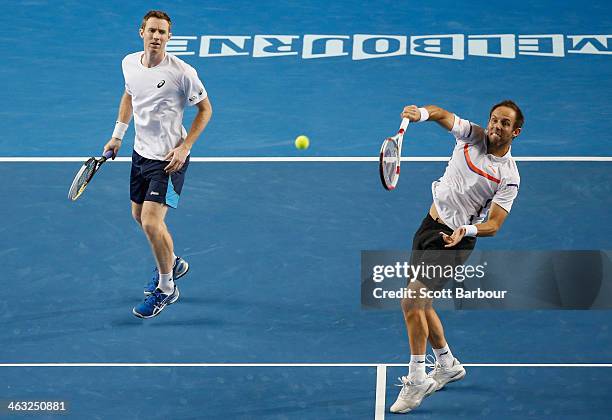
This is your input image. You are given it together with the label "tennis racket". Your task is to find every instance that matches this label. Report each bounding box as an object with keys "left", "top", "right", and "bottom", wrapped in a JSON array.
[
  {"left": 379, "top": 118, "right": 410, "bottom": 190},
  {"left": 68, "top": 150, "right": 114, "bottom": 201}
]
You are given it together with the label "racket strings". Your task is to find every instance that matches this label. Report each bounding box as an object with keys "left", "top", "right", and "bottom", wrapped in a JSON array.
[
  {"left": 69, "top": 161, "right": 96, "bottom": 200},
  {"left": 382, "top": 140, "right": 399, "bottom": 185}
]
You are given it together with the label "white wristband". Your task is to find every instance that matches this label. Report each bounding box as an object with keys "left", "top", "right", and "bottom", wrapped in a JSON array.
[
  {"left": 418, "top": 107, "right": 429, "bottom": 122},
  {"left": 461, "top": 225, "right": 478, "bottom": 237},
  {"left": 112, "top": 121, "right": 129, "bottom": 140}
]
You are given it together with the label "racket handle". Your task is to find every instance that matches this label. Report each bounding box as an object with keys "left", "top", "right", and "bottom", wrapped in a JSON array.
[
  {"left": 399, "top": 118, "right": 410, "bottom": 133},
  {"left": 103, "top": 150, "right": 114, "bottom": 159}
]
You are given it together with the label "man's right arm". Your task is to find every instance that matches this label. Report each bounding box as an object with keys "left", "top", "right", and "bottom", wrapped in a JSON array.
[
  {"left": 401, "top": 105, "right": 455, "bottom": 131},
  {"left": 103, "top": 90, "right": 133, "bottom": 157},
  {"left": 116, "top": 90, "right": 133, "bottom": 125}
]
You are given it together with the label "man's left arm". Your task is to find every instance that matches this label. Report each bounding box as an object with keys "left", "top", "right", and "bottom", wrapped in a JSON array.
[
  {"left": 164, "top": 97, "right": 213, "bottom": 173},
  {"left": 441, "top": 203, "right": 509, "bottom": 247}
]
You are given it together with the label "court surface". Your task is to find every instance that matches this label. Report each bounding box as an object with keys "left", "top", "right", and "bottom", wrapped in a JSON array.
[{"left": 2, "top": 0, "right": 611, "bottom": 418}]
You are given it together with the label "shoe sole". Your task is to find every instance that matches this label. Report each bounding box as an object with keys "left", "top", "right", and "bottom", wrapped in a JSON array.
[
  {"left": 132, "top": 308, "right": 156, "bottom": 319},
  {"left": 144, "top": 261, "right": 190, "bottom": 296},
  {"left": 132, "top": 306, "right": 166, "bottom": 319}
]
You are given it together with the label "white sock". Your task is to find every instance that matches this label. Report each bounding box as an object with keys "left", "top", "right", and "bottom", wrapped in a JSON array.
[
  {"left": 408, "top": 355, "right": 426, "bottom": 384},
  {"left": 158, "top": 272, "right": 174, "bottom": 294},
  {"left": 172, "top": 253, "right": 177, "bottom": 262},
  {"left": 433, "top": 345, "right": 454, "bottom": 368}
]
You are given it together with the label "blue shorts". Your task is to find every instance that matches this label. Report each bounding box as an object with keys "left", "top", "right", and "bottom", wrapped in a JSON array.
[{"left": 130, "top": 150, "right": 190, "bottom": 209}]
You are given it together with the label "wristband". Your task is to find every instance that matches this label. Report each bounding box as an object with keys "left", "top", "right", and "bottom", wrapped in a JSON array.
[
  {"left": 461, "top": 224, "right": 478, "bottom": 237},
  {"left": 112, "top": 121, "right": 129, "bottom": 140},
  {"left": 418, "top": 107, "right": 429, "bottom": 122}
]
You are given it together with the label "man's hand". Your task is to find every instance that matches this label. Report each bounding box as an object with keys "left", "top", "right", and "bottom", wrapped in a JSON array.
[
  {"left": 103, "top": 138, "right": 122, "bottom": 160},
  {"left": 401, "top": 105, "right": 424, "bottom": 122},
  {"left": 164, "top": 144, "right": 190, "bottom": 173},
  {"left": 440, "top": 227, "right": 466, "bottom": 248}
]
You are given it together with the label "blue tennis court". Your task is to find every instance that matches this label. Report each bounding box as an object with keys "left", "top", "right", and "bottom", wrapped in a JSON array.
[{"left": 2, "top": 0, "right": 611, "bottom": 418}]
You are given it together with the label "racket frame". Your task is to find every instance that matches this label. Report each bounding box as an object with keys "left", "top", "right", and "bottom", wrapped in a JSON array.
[
  {"left": 379, "top": 118, "right": 410, "bottom": 190},
  {"left": 68, "top": 150, "right": 114, "bottom": 201}
]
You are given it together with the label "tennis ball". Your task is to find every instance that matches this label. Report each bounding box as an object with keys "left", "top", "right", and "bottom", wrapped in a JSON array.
[{"left": 295, "top": 135, "right": 310, "bottom": 150}]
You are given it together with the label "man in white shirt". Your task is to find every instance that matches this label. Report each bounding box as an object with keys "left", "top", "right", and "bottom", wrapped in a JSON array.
[
  {"left": 390, "top": 100, "right": 524, "bottom": 414},
  {"left": 103, "top": 10, "right": 212, "bottom": 319}
]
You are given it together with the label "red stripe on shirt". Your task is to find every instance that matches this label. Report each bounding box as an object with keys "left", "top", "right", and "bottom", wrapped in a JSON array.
[{"left": 463, "top": 144, "right": 501, "bottom": 184}]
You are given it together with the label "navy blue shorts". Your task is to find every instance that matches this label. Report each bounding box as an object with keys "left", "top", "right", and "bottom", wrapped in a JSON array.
[
  {"left": 409, "top": 214, "right": 477, "bottom": 291},
  {"left": 130, "top": 150, "right": 190, "bottom": 209}
]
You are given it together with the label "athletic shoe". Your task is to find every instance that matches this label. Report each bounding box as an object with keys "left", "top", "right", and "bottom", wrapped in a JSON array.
[
  {"left": 132, "top": 285, "right": 180, "bottom": 319},
  {"left": 389, "top": 376, "right": 437, "bottom": 414},
  {"left": 144, "top": 256, "right": 190, "bottom": 295},
  {"left": 427, "top": 358, "right": 466, "bottom": 391}
]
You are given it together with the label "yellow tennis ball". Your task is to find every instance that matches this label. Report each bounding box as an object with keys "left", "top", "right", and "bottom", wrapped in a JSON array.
[{"left": 295, "top": 135, "right": 310, "bottom": 150}]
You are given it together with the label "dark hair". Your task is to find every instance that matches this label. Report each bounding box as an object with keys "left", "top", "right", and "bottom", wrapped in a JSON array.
[
  {"left": 489, "top": 100, "right": 524, "bottom": 129},
  {"left": 141, "top": 10, "right": 172, "bottom": 31}
]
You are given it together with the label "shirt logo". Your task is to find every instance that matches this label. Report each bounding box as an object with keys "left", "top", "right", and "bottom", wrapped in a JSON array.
[
  {"left": 487, "top": 164, "right": 497, "bottom": 174},
  {"left": 157, "top": 80, "right": 165, "bottom": 88},
  {"left": 150, "top": 191, "right": 160, "bottom": 196},
  {"left": 189, "top": 89, "right": 204, "bottom": 103}
]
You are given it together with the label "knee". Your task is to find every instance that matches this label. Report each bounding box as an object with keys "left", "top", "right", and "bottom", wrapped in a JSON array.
[
  {"left": 141, "top": 217, "right": 161, "bottom": 236},
  {"left": 401, "top": 297, "right": 423, "bottom": 317},
  {"left": 132, "top": 210, "right": 142, "bottom": 226}
]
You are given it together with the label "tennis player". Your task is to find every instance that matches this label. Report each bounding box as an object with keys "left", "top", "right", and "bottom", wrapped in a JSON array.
[
  {"left": 390, "top": 101, "right": 523, "bottom": 413},
  {"left": 102, "top": 10, "right": 212, "bottom": 318}
]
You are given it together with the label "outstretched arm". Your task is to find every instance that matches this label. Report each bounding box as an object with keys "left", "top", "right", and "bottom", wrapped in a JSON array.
[{"left": 401, "top": 105, "right": 455, "bottom": 131}]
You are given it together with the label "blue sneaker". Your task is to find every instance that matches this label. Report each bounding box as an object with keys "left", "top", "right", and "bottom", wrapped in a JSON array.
[
  {"left": 144, "top": 257, "right": 190, "bottom": 295},
  {"left": 132, "top": 285, "right": 180, "bottom": 319}
]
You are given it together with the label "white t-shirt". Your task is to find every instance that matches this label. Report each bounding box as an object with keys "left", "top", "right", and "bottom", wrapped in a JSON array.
[
  {"left": 122, "top": 52, "right": 207, "bottom": 160},
  {"left": 432, "top": 115, "right": 521, "bottom": 230}
]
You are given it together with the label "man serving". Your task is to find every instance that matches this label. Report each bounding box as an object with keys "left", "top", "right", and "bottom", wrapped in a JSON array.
[{"left": 390, "top": 100, "right": 523, "bottom": 414}]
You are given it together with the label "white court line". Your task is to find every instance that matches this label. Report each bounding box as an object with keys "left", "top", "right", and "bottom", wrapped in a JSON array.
[
  {"left": 1, "top": 363, "right": 611, "bottom": 367},
  {"left": 0, "top": 156, "right": 610, "bottom": 163},
  {"left": 375, "top": 365, "right": 387, "bottom": 420},
  {"left": 4, "top": 362, "right": 609, "bottom": 419}
]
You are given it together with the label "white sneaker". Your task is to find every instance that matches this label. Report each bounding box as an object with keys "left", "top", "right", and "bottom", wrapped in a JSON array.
[
  {"left": 427, "top": 358, "right": 466, "bottom": 391},
  {"left": 389, "top": 376, "right": 437, "bottom": 414}
]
